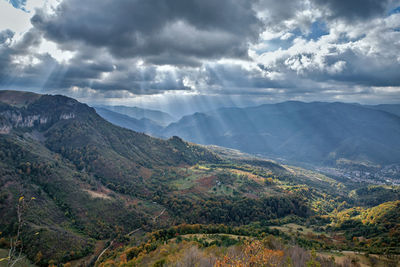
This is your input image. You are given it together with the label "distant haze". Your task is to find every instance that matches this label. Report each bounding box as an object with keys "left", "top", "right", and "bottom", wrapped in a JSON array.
[{"left": 97, "top": 100, "right": 400, "bottom": 167}]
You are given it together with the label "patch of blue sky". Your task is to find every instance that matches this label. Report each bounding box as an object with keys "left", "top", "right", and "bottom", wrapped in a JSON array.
[
  {"left": 388, "top": 6, "right": 400, "bottom": 32},
  {"left": 5, "top": 0, "right": 28, "bottom": 12},
  {"left": 306, "top": 21, "right": 329, "bottom": 40},
  {"left": 255, "top": 21, "right": 329, "bottom": 54},
  {"left": 388, "top": 6, "right": 400, "bottom": 15}
]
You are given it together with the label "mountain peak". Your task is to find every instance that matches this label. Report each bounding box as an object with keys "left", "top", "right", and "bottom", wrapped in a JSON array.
[
  {"left": 0, "top": 90, "right": 42, "bottom": 107},
  {"left": 0, "top": 91, "right": 95, "bottom": 133}
]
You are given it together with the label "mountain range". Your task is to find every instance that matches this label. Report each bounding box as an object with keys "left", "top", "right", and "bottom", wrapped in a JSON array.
[
  {"left": 94, "top": 107, "right": 163, "bottom": 136},
  {"left": 1, "top": 91, "right": 399, "bottom": 266},
  {"left": 96, "top": 101, "right": 400, "bottom": 167},
  {"left": 95, "top": 105, "right": 176, "bottom": 126}
]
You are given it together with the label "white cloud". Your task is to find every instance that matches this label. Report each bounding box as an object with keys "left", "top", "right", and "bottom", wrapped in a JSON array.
[
  {"left": 256, "top": 12, "right": 400, "bottom": 85},
  {"left": 0, "top": 1, "right": 31, "bottom": 33},
  {"left": 37, "top": 39, "right": 75, "bottom": 62},
  {"left": 1, "top": 0, "right": 400, "bottom": 111}
]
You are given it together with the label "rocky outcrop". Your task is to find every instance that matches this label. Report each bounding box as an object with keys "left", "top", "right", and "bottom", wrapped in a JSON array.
[
  {"left": 0, "top": 125, "right": 11, "bottom": 134},
  {"left": 0, "top": 110, "right": 75, "bottom": 134},
  {"left": 0, "top": 91, "right": 94, "bottom": 135}
]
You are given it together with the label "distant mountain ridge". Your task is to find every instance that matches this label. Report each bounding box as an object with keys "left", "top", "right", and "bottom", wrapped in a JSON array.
[
  {"left": 96, "top": 104, "right": 176, "bottom": 125},
  {"left": 161, "top": 101, "right": 400, "bottom": 166},
  {"left": 366, "top": 104, "right": 400, "bottom": 117},
  {"left": 93, "top": 100, "right": 400, "bottom": 167},
  {"left": 94, "top": 107, "right": 163, "bottom": 136}
]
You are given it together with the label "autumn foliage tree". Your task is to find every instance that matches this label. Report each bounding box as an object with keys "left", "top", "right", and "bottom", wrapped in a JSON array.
[{"left": 215, "top": 240, "right": 285, "bottom": 267}]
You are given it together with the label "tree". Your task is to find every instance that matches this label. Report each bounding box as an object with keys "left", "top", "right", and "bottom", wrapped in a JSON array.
[
  {"left": 3, "top": 196, "right": 35, "bottom": 267},
  {"left": 215, "top": 240, "right": 284, "bottom": 267},
  {"left": 6, "top": 197, "right": 26, "bottom": 267}
]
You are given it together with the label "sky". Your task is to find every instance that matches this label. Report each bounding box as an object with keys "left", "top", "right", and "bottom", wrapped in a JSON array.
[{"left": 1, "top": 0, "right": 400, "bottom": 116}]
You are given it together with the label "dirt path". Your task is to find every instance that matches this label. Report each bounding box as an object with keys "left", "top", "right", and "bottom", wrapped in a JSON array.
[
  {"left": 95, "top": 241, "right": 114, "bottom": 265},
  {"left": 152, "top": 208, "right": 166, "bottom": 222}
]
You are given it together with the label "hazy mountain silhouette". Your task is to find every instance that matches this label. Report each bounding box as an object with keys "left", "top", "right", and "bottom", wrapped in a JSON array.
[
  {"left": 96, "top": 105, "right": 176, "bottom": 125},
  {"left": 163, "top": 101, "right": 400, "bottom": 166}
]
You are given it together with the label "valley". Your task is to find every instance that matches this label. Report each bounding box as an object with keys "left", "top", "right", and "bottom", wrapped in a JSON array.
[
  {"left": 3, "top": 0, "right": 400, "bottom": 266},
  {"left": 0, "top": 91, "right": 399, "bottom": 267},
  {"left": 95, "top": 102, "right": 400, "bottom": 175},
  {"left": 316, "top": 164, "right": 400, "bottom": 186}
]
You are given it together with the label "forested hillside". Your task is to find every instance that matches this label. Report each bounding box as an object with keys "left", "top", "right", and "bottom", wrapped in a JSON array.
[
  {"left": 161, "top": 102, "right": 400, "bottom": 167},
  {"left": 0, "top": 91, "right": 399, "bottom": 266},
  {"left": 0, "top": 91, "right": 219, "bottom": 265}
]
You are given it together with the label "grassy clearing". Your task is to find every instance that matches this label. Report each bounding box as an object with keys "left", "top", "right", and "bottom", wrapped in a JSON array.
[
  {"left": 177, "top": 233, "right": 250, "bottom": 242},
  {"left": 209, "top": 184, "right": 234, "bottom": 196},
  {"left": 270, "top": 223, "right": 325, "bottom": 235},
  {"left": 170, "top": 174, "right": 198, "bottom": 190}
]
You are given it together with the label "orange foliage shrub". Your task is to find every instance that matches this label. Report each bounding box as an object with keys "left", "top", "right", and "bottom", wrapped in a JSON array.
[{"left": 215, "top": 240, "right": 284, "bottom": 267}]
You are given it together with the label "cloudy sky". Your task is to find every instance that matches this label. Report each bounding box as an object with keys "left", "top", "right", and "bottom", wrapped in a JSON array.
[{"left": 1, "top": 0, "right": 400, "bottom": 115}]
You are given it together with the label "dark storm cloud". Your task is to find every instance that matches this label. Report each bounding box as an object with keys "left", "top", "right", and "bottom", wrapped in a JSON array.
[
  {"left": 255, "top": 0, "right": 397, "bottom": 32},
  {"left": 258, "top": 41, "right": 400, "bottom": 88},
  {"left": 12, "top": 28, "right": 42, "bottom": 52},
  {"left": 0, "top": 29, "right": 188, "bottom": 95},
  {"left": 312, "top": 0, "right": 393, "bottom": 21},
  {"left": 200, "top": 64, "right": 322, "bottom": 96},
  {"left": 203, "top": 64, "right": 289, "bottom": 90},
  {"left": 2, "top": 0, "right": 400, "bottom": 104},
  {"left": 0, "top": 28, "right": 42, "bottom": 76},
  {"left": 321, "top": 49, "right": 400, "bottom": 86},
  {"left": 255, "top": 0, "right": 307, "bottom": 24},
  {"left": 0, "top": 29, "right": 14, "bottom": 44},
  {"left": 0, "top": 21, "right": 190, "bottom": 94},
  {"left": 31, "top": 0, "right": 261, "bottom": 65}
]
